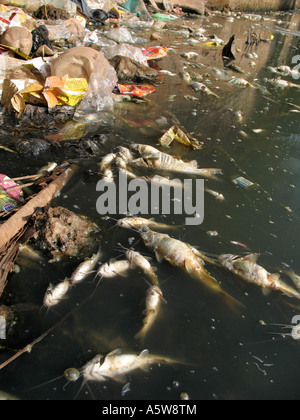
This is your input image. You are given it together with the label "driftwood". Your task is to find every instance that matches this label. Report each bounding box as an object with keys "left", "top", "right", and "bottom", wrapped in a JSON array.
[{"left": 0, "top": 164, "right": 78, "bottom": 298}]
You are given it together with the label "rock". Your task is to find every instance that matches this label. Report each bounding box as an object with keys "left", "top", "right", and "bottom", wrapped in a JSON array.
[{"left": 34, "top": 206, "right": 100, "bottom": 261}]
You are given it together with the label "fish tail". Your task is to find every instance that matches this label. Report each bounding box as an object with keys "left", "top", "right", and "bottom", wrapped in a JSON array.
[
  {"left": 195, "top": 268, "right": 245, "bottom": 313},
  {"left": 197, "top": 168, "right": 223, "bottom": 180}
]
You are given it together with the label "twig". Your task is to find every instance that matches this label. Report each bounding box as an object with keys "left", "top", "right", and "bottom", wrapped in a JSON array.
[
  {"left": 5, "top": 182, "right": 35, "bottom": 193},
  {"left": 0, "top": 285, "right": 98, "bottom": 371},
  {"left": 3, "top": 174, "right": 45, "bottom": 183}
]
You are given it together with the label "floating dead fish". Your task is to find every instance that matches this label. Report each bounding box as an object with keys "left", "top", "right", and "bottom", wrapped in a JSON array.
[
  {"left": 70, "top": 247, "right": 102, "bottom": 285},
  {"left": 117, "top": 217, "right": 177, "bottom": 231},
  {"left": 99, "top": 153, "right": 117, "bottom": 172},
  {"left": 205, "top": 188, "right": 225, "bottom": 201},
  {"left": 82, "top": 348, "right": 180, "bottom": 384},
  {"left": 218, "top": 254, "right": 300, "bottom": 299},
  {"left": 97, "top": 260, "right": 131, "bottom": 279},
  {"left": 229, "top": 77, "right": 257, "bottom": 88},
  {"left": 130, "top": 144, "right": 221, "bottom": 180},
  {"left": 267, "top": 78, "right": 300, "bottom": 89},
  {"left": 125, "top": 249, "right": 159, "bottom": 286},
  {"left": 43, "top": 279, "right": 71, "bottom": 308},
  {"left": 180, "top": 52, "right": 198, "bottom": 60},
  {"left": 190, "top": 82, "right": 219, "bottom": 98},
  {"left": 140, "top": 227, "right": 239, "bottom": 307},
  {"left": 283, "top": 270, "right": 300, "bottom": 290},
  {"left": 135, "top": 285, "right": 166, "bottom": 340}
]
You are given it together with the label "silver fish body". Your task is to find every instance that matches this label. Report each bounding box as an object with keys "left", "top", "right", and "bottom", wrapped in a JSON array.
[
  {"left": 125, "top": 250, "right": 159, "bottom": 286},
  {"left": 82, "top": 349, "right": 177, "bottom": 383},
  {"left": 97, "top": 260, "right": 131, "bottom": 278},
  {"left": 135, "top": 285, "right": 165, "bottom": 340},
  {"left": 219, "top": 254, "right": 300, "bottom": 299},
  {"left": 43, "top": 279, "right": 71, "bottom": 307},
  {"left": 70, "top": 247, "right": 102, "bottom": 285}
]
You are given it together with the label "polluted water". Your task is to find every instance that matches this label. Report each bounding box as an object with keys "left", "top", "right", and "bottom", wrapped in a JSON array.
[{"left": 0, "top": 3, "right": 299, "bottom": 402}]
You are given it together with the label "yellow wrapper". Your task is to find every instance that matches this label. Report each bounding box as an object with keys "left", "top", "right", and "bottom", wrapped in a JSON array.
[{"left": 43, "top": 76, "right": 89, "bottom": 108}]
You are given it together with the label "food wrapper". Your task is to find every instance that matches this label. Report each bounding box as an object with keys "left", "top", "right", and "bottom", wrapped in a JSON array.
[
  {"left": 116, "top": 83, "right": 156, "bottom": 97},
  {"left": 158, "top": 126, "right": 202, "bottom": 150},
  {"left": 0, "top": 173, "right": 24, "bottom": 212},
  {"left": 142, "top": 46, "right": 168, "bottom": 61},
  {"left": 42, "top": 76, "right": 89, "bottom": 108}
]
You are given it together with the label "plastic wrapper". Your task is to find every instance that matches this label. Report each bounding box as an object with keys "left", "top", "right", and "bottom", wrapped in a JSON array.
[
  {"left": 158, "top": 126, "right": 202, "bottom": 150},
  {"left": 42, "top": 76, "right": 88, "bottom": 108},
  {"left": 116, "top": 83, "right": 156, "bottom": 97},
  {"left": 0, "top": 173, "right": 24, "bottom": 212},
  {"left": 105, "top": 27, "right": 135, "bottom": 44},
  {"left": 104, "top": 43, "right": 148, "bottom": 67},
  {"left": 142, "top": 46, "right": 168, "bottom": 61}
]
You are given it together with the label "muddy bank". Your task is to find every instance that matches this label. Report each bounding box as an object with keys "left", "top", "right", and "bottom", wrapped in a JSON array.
[{"left": 206, "top": 0, "right": 300, "bottom": 11}]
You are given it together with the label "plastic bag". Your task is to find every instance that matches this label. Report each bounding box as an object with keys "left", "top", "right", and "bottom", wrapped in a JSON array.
[
  {"left": 75, "top": 53, "right": 118, "bottom": 113},
  {"left": 104, "top": 43, "right": 148, "bottom": 67}
]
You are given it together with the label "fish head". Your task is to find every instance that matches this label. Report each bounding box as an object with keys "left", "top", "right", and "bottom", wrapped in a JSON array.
[{"left": 218, "top": 254, "right": 239, "bottom": 266}]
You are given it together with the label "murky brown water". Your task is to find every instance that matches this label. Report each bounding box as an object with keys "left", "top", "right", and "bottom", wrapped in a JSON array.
[{"left": 0, "top": 9, "right": 299, "bottom": 400}]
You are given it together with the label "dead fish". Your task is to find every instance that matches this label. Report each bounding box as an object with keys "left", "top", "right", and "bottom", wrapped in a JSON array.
[
  {"left": 82, "top": 348, "right": 179, "bottom": 384},
  {"left": 117, "top": 217, "right": 177, "bottom": 232},
  {"left": 135, "top": 285, "right": 166, "bottom": 340},
  {"left": 70, "top": 247, "right": 102, "bottom": 285},
  {"left": 142, "top": 175, "right": 183, "bottom": 189},
  {"left": 283, "top": 270, "right": 300, "bottom": 290},
  {"left": 99, "top": 153, "right": 117, "bottom": 172},
  {"left": 205, "top": 188, "right": 225, "bottom": 201},
  {"left": 130, "top": 150, "right": 222, "bottom": 180},
  {"left": 125, "top": 249, "right": 159, "bottom": 286},
  {"left": 102, "top": 168, "right": 114, "bottom": 183},
  {"left": 43, "top": 279, "right": 71, "bottom": 308},
  {"left": 140, "top": 227, "right": 236, "bottom": 303},
  {"left": 180, "top": 52, "right": 199, "bottom": 60},
  {"left": 229, "top": 77, "right": 257, "bottom": 88},
  {"left": 267, "top": 78, "right": 300, "bottom": 89},
  {"left": 117, "top": 146, "right": 134, "bottom": 162},
  {"left": 190, "top": 82, "right": 219, "bottom": 98},
  {"left": 219, "top": 254, "right": 300, "bottom": 299},
  {"left": 97, "top": 260, "right": 131, "bottom": 279}
]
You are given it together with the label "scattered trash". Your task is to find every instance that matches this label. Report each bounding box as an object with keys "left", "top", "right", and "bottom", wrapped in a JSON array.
[
  {"left": 232, "top": 176, "right": 255, "bottom": 189},
  {"left": 158, "top": 125, "right": 202, "bottom": 150}
]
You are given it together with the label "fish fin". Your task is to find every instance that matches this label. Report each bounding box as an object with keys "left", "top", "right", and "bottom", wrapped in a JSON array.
[
  {"left": 112, "top": 374, "right": 128, "bottom": 384},
  {"left": 262, "top": 287, "right": 272, "bottom": 296},
  {"left": 139, "top": 349, "right": 150, "bottom": 358},
  {"left": 244, "top": 253, "right": 260, "bottom": 263},
  {"left": 267, "top": 273, "right": 280, "bottom": 283},
  {"left": 107, "top": 348, "right": 123, "bottom": 357},
  {"left": 184, "top": 259, "right": 196, "bottom": 274},
  {"left": 140, "top": 364, "right": 150, "bottom": 372},
  {"left": 155, "top": 251, "right": 164, "bottom": 263}
]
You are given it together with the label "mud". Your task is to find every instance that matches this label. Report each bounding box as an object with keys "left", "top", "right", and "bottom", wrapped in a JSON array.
[{"left": 33, "top": 206, "right": 100, "bottom": 261}]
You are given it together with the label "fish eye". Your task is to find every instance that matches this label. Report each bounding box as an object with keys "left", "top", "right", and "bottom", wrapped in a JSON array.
[{"left": 98, "top": 356, "right": 105, "bottom": 366}]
